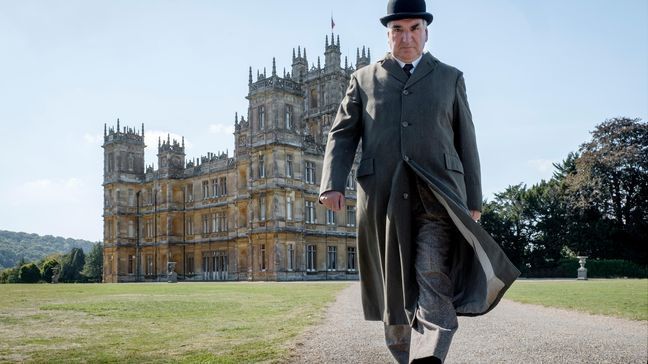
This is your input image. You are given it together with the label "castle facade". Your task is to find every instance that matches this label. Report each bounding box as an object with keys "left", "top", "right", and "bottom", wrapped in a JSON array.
[{"left": 102, "top": 32, "right": 371, "bottom": 282}]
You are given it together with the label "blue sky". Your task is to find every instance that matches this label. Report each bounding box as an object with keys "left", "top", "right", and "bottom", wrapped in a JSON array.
[{"left": 0, "top": 0, "right": 646, "bottom": 241}]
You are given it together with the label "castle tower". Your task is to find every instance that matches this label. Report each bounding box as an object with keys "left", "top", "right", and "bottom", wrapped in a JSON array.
[
  {"left": 356, "top": 46, "right": 371, "bottom": 69},
  {"left": 324, "top": 33, "right": 341, "bottom": 72},
  {"left": 157, "top": 134, "right": 185, "bottom": 179},
  {"left": 291, "top": 46, "right": 308, "bottom": 82},
  {"left": 102, "top": 119, "right": 145, "bottom": 184}
]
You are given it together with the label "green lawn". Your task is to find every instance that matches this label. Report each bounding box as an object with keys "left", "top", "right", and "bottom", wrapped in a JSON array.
[
  {"left": 505, "top": 279, "right": 647, "bottom": 321},
  {"left": 0, "top": 282, "right": 349, "bottom": 363}
]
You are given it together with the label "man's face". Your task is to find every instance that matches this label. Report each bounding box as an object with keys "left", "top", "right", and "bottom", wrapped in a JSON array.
[{"left": 387, "top": 18, "right": 428, "bottom": 63}]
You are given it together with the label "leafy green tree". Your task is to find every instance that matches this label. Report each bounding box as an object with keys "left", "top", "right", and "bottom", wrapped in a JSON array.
[
  {"left": 0, "top": 268, "right": 20, "bottom": 283},
  {"left": 481, "top": 184, "right": 529, "bottom": 270},
  {"left": 60, "top": 248, "right": 86, "bottom": 282},
  {"left": 565, "top": 117, "right": 647, "bottom": 263},
  {"left": 81, "top": 243, "right": 103, "bottom": 282},
  {"left": 19, "top": 263, "right": 41, "bottom": 283},
  {"left": 41, "top": 258, "right": 60, "bottom": 283}
]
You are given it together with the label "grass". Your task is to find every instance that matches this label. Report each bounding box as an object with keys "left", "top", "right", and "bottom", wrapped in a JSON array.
[
  {"left": 505, "top": 279, "right": 647, "bottom": 321},
  {"left": 0, "top": 281, "right": 349, "bottom": 363}
]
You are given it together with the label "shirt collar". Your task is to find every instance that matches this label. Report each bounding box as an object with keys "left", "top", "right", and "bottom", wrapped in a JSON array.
[{"left": 393, "top": 53, "right": 424, "bottom": 74}]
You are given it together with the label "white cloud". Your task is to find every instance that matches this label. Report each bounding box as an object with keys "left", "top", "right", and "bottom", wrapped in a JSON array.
[
  {"left": 208, "top": 123, "right": 235, "bottom": 135},
  {"left": 527, "top": 159, "right": 556, "bottom": 174}
]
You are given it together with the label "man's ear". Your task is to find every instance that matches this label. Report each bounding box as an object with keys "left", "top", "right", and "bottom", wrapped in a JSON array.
[{"left": 425, "top": 28, "right": 429, "bottom": 42}]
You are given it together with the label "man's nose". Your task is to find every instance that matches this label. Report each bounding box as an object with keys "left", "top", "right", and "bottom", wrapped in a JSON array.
[{"left": 401, "top": 31, "right": 413, "bottom": 43}]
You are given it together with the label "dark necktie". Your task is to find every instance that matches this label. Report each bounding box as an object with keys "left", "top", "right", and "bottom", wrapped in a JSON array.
[{"left": 403, "top": 63, "right": 414, "bottom": 78}]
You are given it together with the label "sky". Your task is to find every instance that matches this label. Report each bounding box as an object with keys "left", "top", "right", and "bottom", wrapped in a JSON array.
[{"left": 0, "top": 0, "right": 646, "bottom": 242}]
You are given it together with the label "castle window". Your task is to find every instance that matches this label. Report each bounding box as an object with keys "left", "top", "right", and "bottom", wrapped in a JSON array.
[
  {"left": 286, "top": 196, "right": 293, "bottom": 221},
  {"left": 287, "top": 244, "right": 294, "bottom": 271},
  {"left": 285, "top": 104, "right": 293, "bottom": 129},
  {"left": 128, "top": 255, "right": 134, "bottom": 275},
  {"left": 108, "top": 255, "right": 113, "bottom": 275},
  {"left": 306, "top": 245, "right": 316, "bottom": 272},
  {"left": 260, "top": 244, "right": 266, "bottom": 271},
  {"left": 202, "top": 181, "right": 209, "bottom": 200},
  {"left": 128, "top": 220, "right": 135, "bottom": 238},
  {"left": 212, "top": 213, "right": 218, "bottom": 233},
  {"left": 128, "top": 189, "right": 135, "bottom": 207},
  {"left": 346, "top": 206, "right": 356, "bottom": 227},
  {"left": 326, "top": 209, "right": 336, "bottom": 225},
  {"left": 202, "top": 214, "right": 209, "bottom": 234},
  {"left": 310, "top": 88, "right": 318, "bottom": 108},
  {"left": 327, "top": 246, "right": 337, "bottom": 271},
  {"left": 346, "top": 169, "right": 356, "bottom": 190},
  {"left": 128, "top": 154, "right": 134, "bottom": 171},
  {"left": 220, "top": 177, "right": 227, "bottom": 195},
  {"left": 107, "top": 153, "right": 114, "bottom": 172},
  {"left": 115, "top": 190, "right": 121, "bottom": 206},
  {"left": 305, "top": 161, "right": 315, "bottom": 184},
  {"left": 185, "top": 217, "right": 193, "bottom": 235},
  {"left": 258, "top": 155, "right": 265, "bottom": 178},
  {"left": 305, "top": 200, "right": 316, "bottom": 224},
  {"left": 286, "top": 154, "right": 294, "bottom": 178},
  {"left": 147, "top": 188, "right": 153, "bottom": 205},
  {"left": 259, "top": 193, "right": 266, "bottom": 221},
  {"left": 186, "top": 254, "right": 195, "bottom": 275},
  {"left": 145, "top": 255, "right": 153, "bottom": 276},
  {"left": 212, "top": 179, "right": 218, "bottom": 197},
  {"left": 347, "top": 247, "right": 357, "bottom": 271},
  {"left": 185, "top": 184, "right": 193, "bottom": 202},
  {"left": 258, "top": 105, "right": 265, "bottom": 130}
]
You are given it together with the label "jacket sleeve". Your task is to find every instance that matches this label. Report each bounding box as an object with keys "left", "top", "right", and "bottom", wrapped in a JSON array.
[
  {"left": 319, "top": 74, "right": 363, "bottom": 197},
  {"left": 453, "top": 73, "right": 483, "bottom": 211}
]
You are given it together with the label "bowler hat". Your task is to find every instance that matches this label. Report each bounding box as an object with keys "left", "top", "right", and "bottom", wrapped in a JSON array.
[{"left": 380, "top": 0, "right": 433, "bottom": 27}]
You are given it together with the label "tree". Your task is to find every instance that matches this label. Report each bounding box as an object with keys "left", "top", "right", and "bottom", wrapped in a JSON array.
[
  {"left": 0, "top": 268, "right": 19, "bottom": 283},
  {"left": 481, "top": 184, "right": 529, "bottom": 270},
  {"left": 565, "top": 117, "right": 647, "bottom": 263},
  {"left": 19, "top": 263, "right": 41, "bottom": 283},
  {"left": 81, "top": 243, "right": 103, "bottom": 282},
  {"left": 59, "top": 248, "right": 86, "bottom": 282},
  {"left": 41, "top": 258, "right": 60, "bottom": 283}
]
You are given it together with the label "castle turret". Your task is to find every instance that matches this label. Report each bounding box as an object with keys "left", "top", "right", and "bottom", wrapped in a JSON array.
[
  {"left": 324, "top": 32, "right": 341, "bottom": 72},
  {"left": 356, "top": 46, "right": 371, "bottom": 69},
  {"left": 291, "top": 46, "right": 308, "bottom": 82},
  {"left": 157, "top": 134, "right": 185, "bottom": 179},
  {"left": 102, "top": 119, "right": 146, "bottom": 184}
]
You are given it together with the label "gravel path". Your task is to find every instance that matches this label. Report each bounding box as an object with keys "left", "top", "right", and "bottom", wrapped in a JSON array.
[{"left": 287, "top": 282, "right": 647, "bottom": 364}]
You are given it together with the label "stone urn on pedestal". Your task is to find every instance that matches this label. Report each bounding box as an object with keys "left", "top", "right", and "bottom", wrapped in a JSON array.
[
  {"left": 167, "top": 262, "right": 178, "bottom": 283},
  {"left": 577, "top": 256, "right": 588, "bottom": 280}
]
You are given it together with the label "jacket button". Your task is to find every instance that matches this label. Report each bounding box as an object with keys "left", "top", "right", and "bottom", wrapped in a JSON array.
[
  {"left": 401, "top": 121, "right": 408, "bottom": 127},
  {"left": 403, "top": 193, "right": 409, "bottom": 200},
  {"left": 402, "top": 90, "right": 410, "bottom": 95}
]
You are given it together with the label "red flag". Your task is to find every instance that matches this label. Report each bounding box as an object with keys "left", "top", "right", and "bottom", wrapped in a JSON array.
[{"left": 331, "top": 17, "right": 335, "bottom": 30}]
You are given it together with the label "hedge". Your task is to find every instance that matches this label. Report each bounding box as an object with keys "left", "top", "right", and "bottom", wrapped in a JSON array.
[{"left": 524, "top": 258, "right": 648, "bottom": 278}]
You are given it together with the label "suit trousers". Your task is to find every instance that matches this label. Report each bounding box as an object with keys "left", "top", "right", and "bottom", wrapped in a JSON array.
[{"left": 384, "top": 177, "right": 459, "bottom": 364}]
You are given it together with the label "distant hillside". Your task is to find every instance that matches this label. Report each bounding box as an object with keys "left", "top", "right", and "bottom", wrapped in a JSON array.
[{"left": 0, "top": 230, "right": 97, "bottom": 270}]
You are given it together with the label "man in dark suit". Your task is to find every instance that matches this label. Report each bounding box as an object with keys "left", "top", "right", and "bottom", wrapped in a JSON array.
[{"left": 319, "top": 0, "right": 520, "bottom": 362}]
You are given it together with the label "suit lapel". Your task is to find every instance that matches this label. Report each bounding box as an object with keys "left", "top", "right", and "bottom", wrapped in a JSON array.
[
  {"left": 406, "top": 52, "right": 437, "bottom": 87},
  {"left": 381, "top": 54, "right": 409, "bottom": 84},
  {"left": 380, "top": 52, "right": 438, "bottom": 86}
]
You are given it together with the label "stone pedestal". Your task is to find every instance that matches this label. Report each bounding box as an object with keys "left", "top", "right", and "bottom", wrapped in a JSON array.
[{"left": 577, "top": 256, "right": 588, "bottom": 280}]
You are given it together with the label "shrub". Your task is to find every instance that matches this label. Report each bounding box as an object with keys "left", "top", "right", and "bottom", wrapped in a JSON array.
[
  {"left": 0, "top": 268, "right": 20, "bottom": 283},
  {"left": 41, "top": 259, "right": 60, "bottom": 283},
  {"left": 19, "top": 263, "right": 41, "bottom": 283}
]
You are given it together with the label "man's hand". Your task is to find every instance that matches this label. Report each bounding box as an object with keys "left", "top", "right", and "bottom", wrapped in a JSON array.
[
  {"left": 320, "top": 191, "right": 345, "bottom": 212},
  {"left": 470, "top": 210, "right": 481, "bottom": 222}
]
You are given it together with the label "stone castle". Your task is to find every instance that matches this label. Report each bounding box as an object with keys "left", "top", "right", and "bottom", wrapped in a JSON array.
[{"left": 102, "top": 32, "right": 371, "bottom": 282}]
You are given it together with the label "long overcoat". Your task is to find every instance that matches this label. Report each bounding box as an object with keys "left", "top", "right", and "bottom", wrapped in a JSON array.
[{"left": 320, "top": 52, "right": 520, "bottom": 325}]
